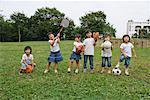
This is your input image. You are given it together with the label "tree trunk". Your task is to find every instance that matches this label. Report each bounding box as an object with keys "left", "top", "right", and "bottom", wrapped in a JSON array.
[{"left": 18, "top": 27, "right": 21, "bottom": 42}]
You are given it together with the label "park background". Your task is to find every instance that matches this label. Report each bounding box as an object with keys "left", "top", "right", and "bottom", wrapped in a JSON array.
[{"left": 0, "top": 0, "right": 150, "bottom": 99}]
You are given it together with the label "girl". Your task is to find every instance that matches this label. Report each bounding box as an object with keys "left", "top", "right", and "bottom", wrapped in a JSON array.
[
  {"left": 83, "top": 31, "right": 96, "bottom": 73},
  {"left": 19, "top": 46, "right": 35, "bottom": 75},
  {"left": 100, "top": 34, "right": 113, "bottom": 73},
  {"left": 67, "top": 34, "right": 83, "bottom": 74},
  {"left": 44, "top": 32, "right": 63, "bottom": 74},
  {"left": 115, "top": 34, "right": 136, "bottom": 76}
]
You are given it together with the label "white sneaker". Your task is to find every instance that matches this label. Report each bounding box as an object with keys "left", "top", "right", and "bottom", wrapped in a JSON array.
[
  {"left": 83, "top": 69, "right": 87, "bottom": 73},
  {"left": 125, "top": 70, "right": 129, "bottom": 76},
  {"left": 44, "top": 69, "right": 49, "bottom": 74},
  {"left": 54, "top": 70, "right": 58, "bottom": 73},
  {"left": 75, "top": 69, "right": 79, "bottom": 74},
  {"left": 68, "top": 68, "right": 71, "bottom": 73},
  {"left": 115, "top": 63, "right": 120, "bottom": 68}
]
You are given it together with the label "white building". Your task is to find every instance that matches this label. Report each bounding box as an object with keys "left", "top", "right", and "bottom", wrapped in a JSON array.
[{"left": 127, "top": 19, "right": 150, "bottom": 37}]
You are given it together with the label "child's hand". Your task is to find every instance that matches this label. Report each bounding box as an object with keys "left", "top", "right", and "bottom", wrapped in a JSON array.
[{"left": 124, "top": 53, "right": 127, "bottom": 58}]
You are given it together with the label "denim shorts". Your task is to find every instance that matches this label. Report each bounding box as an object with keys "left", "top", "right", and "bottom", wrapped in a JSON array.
[
  {"left": 120, "top": 54, "right": 131, "bottom": 67},
  {"left": 102, "top": 57, "right": 111, "bottom": 67},
  {"left": 48, "top": 50, "right": 63, "bottom": 63},
  {"left": 21, "top": 59, "right": 31, "bottom": 69},
  {"left": 70, "top": 52, "right": 81, "bottom": 61}
]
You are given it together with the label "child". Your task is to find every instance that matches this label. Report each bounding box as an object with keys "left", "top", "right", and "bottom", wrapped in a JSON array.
[
  {"left": 19, "top": 46, "right": 35, "bottom": 75},
  {"left": 67, "top": 34, "right": 83, "bottom": 74},
  {"left": 115, "top": 34, "right": 136, "bottom": 76},
  {"left": 100, "top": 34, "right": 112, "bottom": 73},
  {"left": 44, "top": 32, "right": 63, "bottom": 74},
  {"left": 83, "top": 31, "right": 96, "bottom": 73}
]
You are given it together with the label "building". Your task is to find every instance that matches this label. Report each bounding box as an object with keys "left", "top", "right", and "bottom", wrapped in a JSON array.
[{"left": 127, "top": 19, "right": 150, "bottom": 37}]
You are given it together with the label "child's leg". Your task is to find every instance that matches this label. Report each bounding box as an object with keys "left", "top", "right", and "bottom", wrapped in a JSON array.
[
  {"left": 54, "top": 62, "right": 58, "bottom": 73},
  {"left": 75, "top": 61, "right": 80, "bottom": 73},
  {"left": 124, "top": 57, "right": 131, "bottom": 76},
  {"left": 89, "top": 55, "right": 94, "bottom": 73},
  {"left": 68, "top": 60, "right": 73, "bottom": 72},
  {"left": 101, "top": 57, "right": 106, "bottom": 73},
  {"left": 115, "top": 54, "right": 125, "bottom": 68},
  {"left": 107, "top": 57, "right": 111, "bottom": 73},
  {"left": 89, "top": 55, "right": 93, "bottom": 70},
  {"left": 83, "top": 55, "right": 88, "bottom": 71},
  {"left": 19, "top": 63, "right": 27, "bottom": 75},
  {"left": 44, "top": 62, "right": 51, "bottom": 74}
]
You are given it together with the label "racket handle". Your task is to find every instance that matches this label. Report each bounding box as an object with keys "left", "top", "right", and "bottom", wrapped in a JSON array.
[{"left": 58, "top": 27, "right": 64, "bottom": 34}]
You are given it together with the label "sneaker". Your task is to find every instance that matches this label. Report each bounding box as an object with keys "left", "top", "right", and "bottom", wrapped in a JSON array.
[
  {"left": 44, "top": 69, "right": 49, "bottom": 74},
  {"left": 68, "top": 68, "right": 71, "bottom": 73},
  {"left": 54, "top": 70, "right": 58, "bottom": 73},
  {"left": 90, "top": 69, "right": 94, "bottom": 74},
  {"left": 125, "top": 70, "right": 129, "bottom": 76},
  {"left": 107, "top": 70, "right": 111, "bottom": 74},
  {"left": 75, "top": 69, "right": 79, "bottom": 74},
  {"left": 115, "top": 64, "right": 120, "bottom": 68},
  {"left": 101, "top": 69, "right": 105, "bottom": 73},
  {"left": 83, "top": 69, "right": 87, "bottom": 73}
]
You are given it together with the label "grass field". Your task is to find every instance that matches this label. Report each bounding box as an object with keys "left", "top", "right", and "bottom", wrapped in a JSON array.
[{"left": 0, "top": 41, "right": 150, "bottom": 100}]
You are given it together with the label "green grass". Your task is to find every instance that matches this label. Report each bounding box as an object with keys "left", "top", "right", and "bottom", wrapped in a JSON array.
[{"left": 0, "top": 41, "right": 150, "bottom": 100}]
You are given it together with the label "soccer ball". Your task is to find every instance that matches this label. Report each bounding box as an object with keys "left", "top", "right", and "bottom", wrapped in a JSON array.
[
  {"left": 112, "top": 67, "right": 121, "bottom": 75},
  {"left": 103, "top": 41, "right": 112, "bottom": 49}
]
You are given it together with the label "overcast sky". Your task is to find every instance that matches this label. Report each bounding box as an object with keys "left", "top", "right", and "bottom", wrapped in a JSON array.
[{"left": 0, "top": 0, "right": 150, "bottom": 38}]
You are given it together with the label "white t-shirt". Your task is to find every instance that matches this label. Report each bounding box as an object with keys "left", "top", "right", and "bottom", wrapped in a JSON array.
[
  {"left": 21, "top": 54, "right": 33, "bottom": 63},
  {"left": 120, "top": 42, "right": 134, "bottom": 57},
  {"left": 72, "top": 41, "right": 83, "bottom": 52},
  {"left": 83, "top": 38, "right": 95, "bottom": 55},
  {"left": 48, "top": 39, "right": 60, "bottom": 52}
]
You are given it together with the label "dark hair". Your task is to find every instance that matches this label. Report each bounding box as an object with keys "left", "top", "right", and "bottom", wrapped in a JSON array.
[
  {"left": 47, "top": 32, "right": 53, "bottom": 36},
  {"left": 122, "top": 34, "right": 130, "bottom": 42},
  {"left": 75, "top": 34, "right": 81, "bottom": 38},
  {"left": 24, "top": 46, "right": 32, "bottom": 54}
]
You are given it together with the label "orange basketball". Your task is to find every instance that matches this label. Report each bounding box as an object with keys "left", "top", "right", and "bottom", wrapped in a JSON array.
[
  {"left": 93, "top": 32, "right": 99, "bottom": 40},
  {"left": 76, "top": 45, "right": 84, "bottom": 54},
  {"left": 26, "top": 65, "right": 33, "bottom": 73}
]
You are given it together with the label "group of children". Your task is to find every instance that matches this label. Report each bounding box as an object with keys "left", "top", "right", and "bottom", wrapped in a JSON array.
[{"left": 19, "top": 31, "right": 136, "bottom": 76}]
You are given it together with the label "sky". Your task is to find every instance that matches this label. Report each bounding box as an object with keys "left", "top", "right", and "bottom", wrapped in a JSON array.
[{"left": 0, "top": 0, "right": 150, "bottom": 38}]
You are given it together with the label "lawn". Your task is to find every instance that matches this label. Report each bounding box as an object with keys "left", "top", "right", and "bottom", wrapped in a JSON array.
[{"left": 0, "top": 41, "right": 150, "bottom": 100}]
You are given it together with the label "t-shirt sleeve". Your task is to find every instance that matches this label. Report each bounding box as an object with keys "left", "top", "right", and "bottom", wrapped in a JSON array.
[
  {"left": 31, "top": 55, "right": 34, "bottom": 60},
  {"left": 73, "top": 42, "right": 77, "bottom": 46},
  {"left": 83, "top": 40, "right": 86, "bottom": 45},
  {"left": 120, "top": 43, "right": 124, "bottom": 49},
  {"left": 22, "top": 54, "right": 26, "bottom": 61}
]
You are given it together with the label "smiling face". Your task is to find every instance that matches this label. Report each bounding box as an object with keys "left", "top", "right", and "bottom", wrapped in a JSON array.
[
  {"left": 75, "top": 37, "right": 81, "bottom": 42},
  {"left": 48, "top": 34, "right": 54, "bottom": 40},
  {"left": 123, "top": 36, "right": 130, "bottom": 43},
  {"left": 86, "top": 32, "right": 92, "bottom": 38},
  {"left": 25, "top": 49, "right": 31, "bottom": 55},
  {"left": 104, "top": 36, "right": 110, "bottom": 41}
]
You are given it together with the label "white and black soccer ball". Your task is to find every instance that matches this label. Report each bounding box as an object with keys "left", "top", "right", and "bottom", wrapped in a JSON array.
[
  {"left": 103, "top": 41, "right": 112, "bottom": 49},
  {"left": 112, "top": 67, "right": 121, "bottom": 75}
]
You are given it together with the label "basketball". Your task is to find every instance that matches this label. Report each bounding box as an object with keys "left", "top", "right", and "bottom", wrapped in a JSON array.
[
  {"left": 93, "top": 32, "right": 99, "bottom": 40},
  {"left": 76, "top": 45, "right": 84, "bottom": 54},
  {"left": 26, "top": 65, "right": 33, "bottom": 73}
]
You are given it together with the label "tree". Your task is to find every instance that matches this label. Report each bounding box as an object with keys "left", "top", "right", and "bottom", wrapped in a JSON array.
[
  {"left": 79, "top": 11, "right": 116, "bottom": 37},
  {"left": 28, "top": 7, "right": 75, "bottom": 41},
  {"left": 10, "top": 12, "right": 29, "bottom": 42}
]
